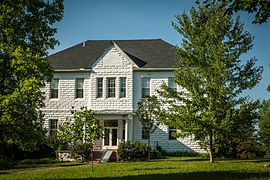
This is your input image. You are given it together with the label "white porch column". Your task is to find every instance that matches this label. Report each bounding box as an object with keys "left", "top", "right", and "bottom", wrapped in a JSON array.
[
  {"left": 125, "top": 116, "right": 129, "bottom": 142},
  {"left": 128, "top": 114, "right": 133, "bottom": 143}
]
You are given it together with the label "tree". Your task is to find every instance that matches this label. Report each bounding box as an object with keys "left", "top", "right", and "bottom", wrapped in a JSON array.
[
  {"left": 214, "top": 100, "right": 260, "bottom": 158},
  {"left": 158, "top": 1, "right": 262, "bottom": 163},
  {"left": 137, "top": 96, "right": 160, "bottom": 160},
  {"left": 213, "top": 0, "right": 270, "bottom": 24},
  {"left": 59, "top": 106, "right": 104, "bottom": 172},
  {"left": 258, "top": 99, "right": 270, "bottom": 155},
  {"left": 0, "top": 0, "right": 64, "bottom": 153}
]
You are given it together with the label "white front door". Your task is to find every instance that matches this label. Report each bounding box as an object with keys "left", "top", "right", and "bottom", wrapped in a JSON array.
[{"left": 103, "top": 120, "right": 118, "bottom": 149}]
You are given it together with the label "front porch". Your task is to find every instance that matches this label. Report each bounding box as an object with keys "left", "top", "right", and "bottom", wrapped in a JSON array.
[{"left": 93, "top": 113, "right": 134, "bottom": 151}]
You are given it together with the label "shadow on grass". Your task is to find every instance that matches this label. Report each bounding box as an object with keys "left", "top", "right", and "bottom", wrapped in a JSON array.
[
  {"left": 0, "top": 163, "right": 87, "bottom": 175},
  {"left": 62, "top": 171, "right": 270, "bottom": 180}
]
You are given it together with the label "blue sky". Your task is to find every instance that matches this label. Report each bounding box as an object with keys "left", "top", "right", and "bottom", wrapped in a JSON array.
[{"left": 49, "top": 0, "right": 270, "bottom": 101}]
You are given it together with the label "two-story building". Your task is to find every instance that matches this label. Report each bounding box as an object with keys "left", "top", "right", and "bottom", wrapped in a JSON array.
[{"left": 42, "top": 39, "right": 203, "bottom": 153}]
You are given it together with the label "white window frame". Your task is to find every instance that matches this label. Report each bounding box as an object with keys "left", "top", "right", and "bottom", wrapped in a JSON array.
[
  {"left": 120, "top": 77, "right": 126, "bottom": 98},
  {"left": 141, "top": 77, "right": 150, "bottom": 98},
  {"left": 75, "top": 78, "right": 84, "bottom": 98},
  {"left": 97, "top": 77, "right": 103, "bottom": 98},
  {"left": 50, "top": 78, "right": 59, "bottom": 99},
  {"left": 107, "top": 77, "right": 116, "bottom": 98}
]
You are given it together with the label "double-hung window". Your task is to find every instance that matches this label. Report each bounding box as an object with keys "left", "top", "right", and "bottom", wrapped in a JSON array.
[
  {"left": 141, "top": 77, "right": 150, "bottom": 98},
  {"left": 142, "top": 127, "right": 149, "bottom": 140},
  {"left": 50, "top": 78, "right": 59, "bottom": 99},
  {"left": 49, "top": 119, "right": 58, "bottom": 136},
  {"left": 75, "top": 78, "right": 84, "bottom": 98},
  {"left": 169, "top": 126, "right": 177, "bottom": 140},
  {"left": 97, "top": 78, "right": 103, "bottom": 98},
  {"left": 120, "top": 77, "right": 126, "bottom": 98},
  {"left": 168, "top": 77, "right": 177, "bottom": 92},
  {"left": 107, "top": 77, "right": 116, "bottom": 98}
]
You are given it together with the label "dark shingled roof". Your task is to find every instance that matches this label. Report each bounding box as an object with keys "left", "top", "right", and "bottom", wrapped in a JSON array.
[{"left": 48, "top": 39, "right": 179, "bottom": 69}]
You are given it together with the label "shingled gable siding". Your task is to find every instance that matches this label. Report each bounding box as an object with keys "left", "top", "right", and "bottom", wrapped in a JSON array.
[
  {"left": 133, "top": 71, "right": 205, "bottom": 153},
  {"left": 90, "top": 45, "right": 133, "bottom": 112}
]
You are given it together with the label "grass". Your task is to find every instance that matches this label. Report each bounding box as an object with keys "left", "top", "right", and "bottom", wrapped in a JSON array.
[
  {"left": 0, "top": 158, "right": 86, "bottom": 174},
  {"left": 1, "top": 157, "right": 270, "bottom": 179}
]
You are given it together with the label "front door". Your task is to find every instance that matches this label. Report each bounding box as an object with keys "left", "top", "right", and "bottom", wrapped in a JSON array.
[{"left": 103, "top": 120, "right": 118, "bottom": 149}]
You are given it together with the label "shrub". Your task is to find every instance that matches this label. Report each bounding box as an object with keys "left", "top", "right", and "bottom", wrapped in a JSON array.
[
  {"left": 70, "top": 143, "right": 92, "bottom": 162},
  {"left": 118, "top": 141, "right": 148, "bottom": 161},
  {"left": 0, "top": 157, "right": 14, "bottom": 170},
  {"left": 163, "top": 151, "right": 198, "bottom": 157}
]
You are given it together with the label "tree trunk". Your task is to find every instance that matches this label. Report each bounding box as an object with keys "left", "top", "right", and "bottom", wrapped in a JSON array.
[
  {"left": 209, "top": 131, "right": 214, "bottom": 163},
  {"left": 148, "top": 133, "right": 151, "bottom": 161},
  {"left": 91, "top": 147, "right": 93, "bottom": 172}
]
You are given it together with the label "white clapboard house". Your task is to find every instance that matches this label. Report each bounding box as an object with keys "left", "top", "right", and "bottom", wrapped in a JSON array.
[{"left": 42, "top": 39, "right": 203, "bottom": 153}]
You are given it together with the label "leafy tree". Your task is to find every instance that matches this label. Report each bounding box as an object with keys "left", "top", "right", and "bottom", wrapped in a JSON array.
[
  {"left": 137, "top": 96, "right": 160, "bottom": 160},
  {"left": 258, "top": 99, "right": 270, "bottom": 155},
  {"left": 211, "top": 0, "right": 270, "bottom": 24},
  {"left": 158, "top": 1, "right": 262, "bottom": 163},
  {"left": 214, "top": 100, "right": 260, "bottom": 158},
  {"left": 0, "top": 0, "right": 64, "bottom": 153},
  {"left": 59, "top": 106, "right": 104, "bottom": 172}
]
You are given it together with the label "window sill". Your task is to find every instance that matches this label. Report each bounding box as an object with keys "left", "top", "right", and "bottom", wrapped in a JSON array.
[{"left": 75, "top": 98, "right": 85, "bottom": 101}]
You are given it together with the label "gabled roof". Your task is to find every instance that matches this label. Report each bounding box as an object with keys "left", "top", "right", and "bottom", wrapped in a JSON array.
[{"left": 47, "top": 39, "right": 178, "bottom": 70}]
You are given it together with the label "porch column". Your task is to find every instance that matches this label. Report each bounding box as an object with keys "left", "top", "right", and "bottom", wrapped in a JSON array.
[
  {"left": 128, "top": 114, "right": 133, "bottom": 143},
  {"left": 125, "top": 116, "right": 129, "bottom": 142}
]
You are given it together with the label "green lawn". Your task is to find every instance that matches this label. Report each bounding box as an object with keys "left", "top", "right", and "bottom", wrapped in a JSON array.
[{"left": 1, "top": 157, "right": 270, "bottom": 179}]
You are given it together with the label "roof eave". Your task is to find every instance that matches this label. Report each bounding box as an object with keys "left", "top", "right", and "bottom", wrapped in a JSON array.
[
  {"left": 133, "top": 68, "right": 174, "bottom": 71},
  {"left": 54, "top": 68, "right": 91, "bottom": 72}
]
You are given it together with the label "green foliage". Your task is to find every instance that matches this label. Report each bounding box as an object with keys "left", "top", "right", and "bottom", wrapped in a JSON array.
[
  {"left": 258, "top": 99, "right": 270, "bottom": 154},
  {"left": 214, "top": 100, "right": 260, "bottom": 158},
  {"left": 117, "top": 141, "right": 148, "bottom": 161},
  {"left": 58, "top": 106, "right": 104, "bottom": 145},
  {"left": 158, "top": 1, "right": 262, "bottom": 162},
  {"left": 0, "top": 0, "right": 64, "bottom": 152},
  {"left": 70, "top": 143, "right": 92, "bottom": 162},
  {"left": 163, "top": 151, "right": 198, "bottom": 157},
  {"left": 218, "top": 0, "right": 270, "bottom": 24},
  {"left": 137, "top": 96, "right": 160, "bottom": 160},
  {"left": 235, "top": 136, "right": 260, "bottom": 159}
]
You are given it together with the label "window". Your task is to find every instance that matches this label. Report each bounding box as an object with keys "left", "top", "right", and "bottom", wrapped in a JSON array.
[
  {"left": 50, "top": 78, "right": 59, "bottom": 98},
  {"left": 141, "top": 77, "right": 150, "bottom": 98},
  {"left": 107, "top": 78, "right": 116, "bottom": 97},
  {"left": 49, "top": 119, "right": 58, "bottom": 136},
  {"left": 97, "top": 78, "right": 103, "bottom": 98},
  {"left": 168, "top": 77, "right": 177, "bottom": 92},
  {"left": 76, "top": 78, "right": 84, "bottom": 98},
  {"left": 142, "top": 127, "right": 149, "bottom": 139},
  {"left": 120, "top": 77, "right": 126, "bottom": 98},
  {"left": 169, "top": 126, "right": 177, "bottom": 140}
]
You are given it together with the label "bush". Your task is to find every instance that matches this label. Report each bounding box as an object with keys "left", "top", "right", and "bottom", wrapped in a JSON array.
[
  {"left": 0, "top": 157, "right": 14, "bottom": 170},
  {"left": 118, "top": 141, "right": 148, "bottom": 161},
  {"left": 70, "top": 143, "right": 92, "bottom": 162},
  {"left": 18, "top": 158, "right": 57, "bottom": 165},
  {"left": 163, "top": 151, "right": 198, "bottom": 157}
]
